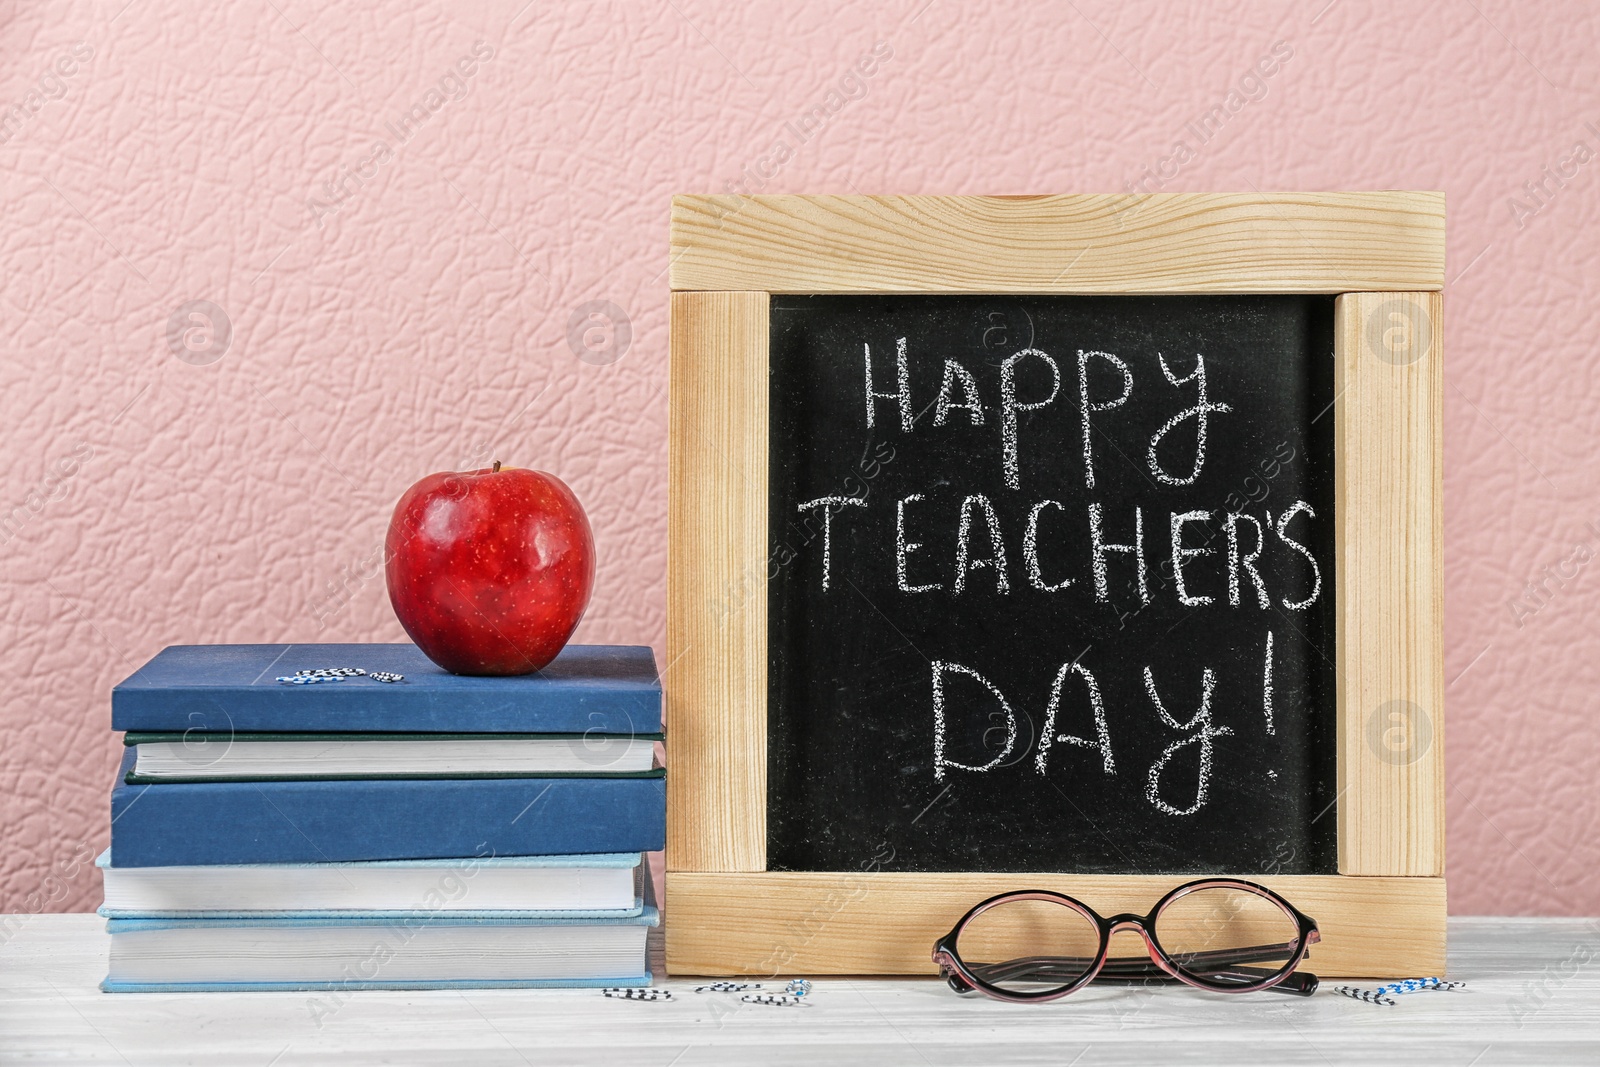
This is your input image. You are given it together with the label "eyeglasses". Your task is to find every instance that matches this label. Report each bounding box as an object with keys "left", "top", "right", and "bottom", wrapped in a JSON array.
[{"left": 932, "top": 879, "right": 1320, "bottom": 1003}]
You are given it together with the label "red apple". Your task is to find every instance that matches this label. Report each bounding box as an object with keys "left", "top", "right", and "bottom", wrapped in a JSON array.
[{"left": 385, "top": 463, "right": 595, "bottom": 675}]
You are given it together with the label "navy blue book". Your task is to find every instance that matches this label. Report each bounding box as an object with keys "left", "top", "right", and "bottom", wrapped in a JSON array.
[
  {"left": 109, "top": 751, "right": 665, "bottom": 867},
  {"left": 111, "top": 643, "right": 661, "bottom": 733}
]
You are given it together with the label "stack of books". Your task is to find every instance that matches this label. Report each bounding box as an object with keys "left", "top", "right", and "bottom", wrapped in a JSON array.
[{"left": 99, "top": 642, "right": 664, "bottom": 993}]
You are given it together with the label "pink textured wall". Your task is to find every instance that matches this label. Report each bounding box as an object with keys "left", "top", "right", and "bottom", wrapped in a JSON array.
[{"left": 1, "top": 0, "right": 1596, "bottom": 917}]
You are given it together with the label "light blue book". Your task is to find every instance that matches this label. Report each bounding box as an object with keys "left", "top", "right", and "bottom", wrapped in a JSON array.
[
  {"left": 101, "top": 909, "right": 658, "bottom": 993},
  {"left": 96, "top": 849, "right": 643, "bottom": 919}
]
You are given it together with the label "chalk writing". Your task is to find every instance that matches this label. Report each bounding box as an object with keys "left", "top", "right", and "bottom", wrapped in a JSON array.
[
  {"left": 774, "top": 297, "right": 1332, "bottom": 836},
  {"left": 1144, "top": 665, "right": 1234, "bottom": 816}
]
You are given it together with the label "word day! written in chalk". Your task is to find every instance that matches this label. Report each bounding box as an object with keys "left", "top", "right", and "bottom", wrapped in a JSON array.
[{"left": 794, "top": 336, "right": 1320, "bottom": 814}]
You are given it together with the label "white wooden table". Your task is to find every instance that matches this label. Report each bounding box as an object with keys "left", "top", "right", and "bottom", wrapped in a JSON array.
[{"left": 2, "top": 916, "right": 1596, "bottom": 1065}]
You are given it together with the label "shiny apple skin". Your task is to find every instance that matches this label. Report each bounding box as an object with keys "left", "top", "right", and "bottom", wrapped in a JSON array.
[{"left": 385, "top": 467, "right": 595, "bottom": 676}]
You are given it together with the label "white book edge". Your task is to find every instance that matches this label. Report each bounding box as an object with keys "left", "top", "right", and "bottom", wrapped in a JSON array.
[
  {"left": 131, "top": 737, "right": 658, "bottom": 778},
  {"left": 106, "top": 920, "right": 653, "bottom": 984},
  {"left": 99, "top": 850, "right": 642, "bottom": 915}
]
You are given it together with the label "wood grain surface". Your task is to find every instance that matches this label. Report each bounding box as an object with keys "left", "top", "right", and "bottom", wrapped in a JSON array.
[
  {"left": 5, "top": 915, "right": 1593, "bottom": 1065},
  {"left": 667, "top": 291, "right": 771, "bottom": 873},
  {"left": 665, "top": 871, "right": 1446, "bottom": 977},
  {"left": 669, "top": 193, "right": 1446, "bottom": 294},
  {"left": 1334, "top": 292, "right": 1446, "bottom": 876}
]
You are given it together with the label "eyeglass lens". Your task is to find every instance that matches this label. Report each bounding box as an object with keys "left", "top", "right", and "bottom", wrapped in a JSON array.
[
  {"left": 953, "top": 897, "right": 1100, "bottom": 997},
  {"left": 1152, "top": 885, "right": 1302, "bottom": 988}
]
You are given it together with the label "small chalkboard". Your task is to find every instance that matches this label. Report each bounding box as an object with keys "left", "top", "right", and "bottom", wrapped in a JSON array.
[
  {"left": 665, "top": 194, "right": 1446, "bottom": 979},
  {"left": 767, "top": 295, "right": 1337, "bottom": 875}
]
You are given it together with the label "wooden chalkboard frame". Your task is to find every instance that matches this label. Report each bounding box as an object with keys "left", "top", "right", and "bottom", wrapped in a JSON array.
[{"left": 665, "top": 193, "right": 1445, "bottom": 977}]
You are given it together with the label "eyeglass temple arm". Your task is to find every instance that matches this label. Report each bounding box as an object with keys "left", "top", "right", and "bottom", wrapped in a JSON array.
[
  {"left": 968, "top": 940, "right": 1301, "bottom": 976},
  {"left": 1093, "top": 965, "right": 1320, "bottom": 996},
  {"left": 1113, "top": 940, "right": 1309, "bottom": 972},
  {"left": 965, "top": 942, "right": 1319, "bottom": 997}
]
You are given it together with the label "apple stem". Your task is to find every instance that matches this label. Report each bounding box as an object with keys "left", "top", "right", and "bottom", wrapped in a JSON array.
[{"left": 492, "top": 460, "right": 501, "bottom": 473}]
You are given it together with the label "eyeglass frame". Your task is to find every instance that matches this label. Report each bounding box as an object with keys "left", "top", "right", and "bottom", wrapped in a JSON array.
[{"left": 931, "top": 877, "right": 1321, "bottom": 1004}]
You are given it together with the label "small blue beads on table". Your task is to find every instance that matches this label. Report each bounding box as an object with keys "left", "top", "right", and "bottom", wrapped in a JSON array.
[
  {"left": 615, "top": 978, "right": 815, "bottom": 1006},
  {"left": 1334, "top": 976, "right": 1466, "bottom": 1006}
]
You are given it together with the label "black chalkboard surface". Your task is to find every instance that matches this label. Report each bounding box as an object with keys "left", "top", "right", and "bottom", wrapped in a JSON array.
[{"left": 767, "top": 295, "right": 1338, "bottom": 875}]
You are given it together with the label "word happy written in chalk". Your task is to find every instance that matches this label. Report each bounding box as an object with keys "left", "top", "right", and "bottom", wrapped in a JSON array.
[{"left": 795, "top": 337, "right": 1323, "bottom": 817}]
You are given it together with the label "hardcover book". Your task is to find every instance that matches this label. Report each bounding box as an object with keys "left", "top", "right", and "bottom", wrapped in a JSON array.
[
  {"left": 96, "top": 849, "right": 644, "bottom": 918},
  {"left": 111, "top": 643, "right": 662, "bottom": 734},
  {"left": 101, "top": 909, "right": 659, "bottom": 992},
  {"left": 109, "top": 751, "right": 665, "bottom": 866}
]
